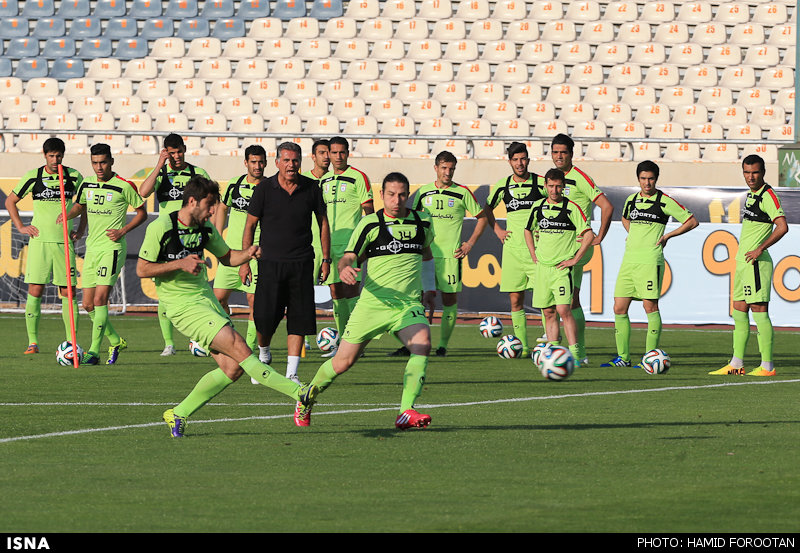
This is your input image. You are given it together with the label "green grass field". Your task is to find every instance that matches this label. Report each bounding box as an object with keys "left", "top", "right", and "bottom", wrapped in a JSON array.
[{"left": 1, "top": 313, "right": 798, "bottom": 534}]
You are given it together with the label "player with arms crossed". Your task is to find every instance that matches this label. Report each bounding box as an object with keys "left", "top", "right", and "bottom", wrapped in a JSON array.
[
  {"left": 404, "top": 150, "right": 489, "bottom": 357},
  {"left": 60, "top": 143, "right": 147, "bottom": 364},
  {"left": 136, "top": 176, "right": 317, "bottom": 438},
  {"left": 524, "top": 169, "right": 595, "bottom": 361},
  {"left": 600, "top": 160, "right": 698, "bottom": 368},
  {"left": 710, "top": 154, "right": 788, "bottom": 376},
  {"left": 296, "top": 172, "right": 435, "bottom": 430},
  {"left": 484, "top": 142, "right": 545, "bottom": 356},
  {"left": 320, "top": 137, "right": 374, "bottom": 355},
  {"left": 139, "top": 133, "right": 213, "bottom": 356},
  {"left": 5, "top": 137, "right": 84, "bottom": 353},
  {"left": 548, "top": 134, "right": 614, "bottom": 364}
]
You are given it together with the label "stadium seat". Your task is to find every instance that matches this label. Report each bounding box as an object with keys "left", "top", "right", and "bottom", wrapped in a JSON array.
[
  {"left": 735, "top": 87, "right": 771, "bottom": 110},
  {"left": 606, "top": 64, "right": 642, "bottom": 87},
  {"left": 0, "top": 17, "right": 29, "bottom": 39},
  {"left": 545, "top": 83, "right": 580, "bottom": 107},
  {"left": 310, "top": 0, "right": 342, "bottom": 19},
  {"left": 492, "top": 0, "right": 526, "bottom": 21},
  {"left": 444, "top": 39, "right": 479, "bottom": 62},
  {"left": 604, "top": 1, "right": 637, "bottom": 22},
  {"left": 767, "top": 124, "right": 793, "bottom": 141},
  {"left": 455, "top": 0, "right": 489, "bottom": 20},
  {"left": 532, "top": 119, "right": 568, "bottom": 139},
  {"left": 238, "top": 0, "right": 270, "bottom": 19},
  {"left": 320, "top": 78, "right": 355, "bottom": 101},
  {"left": 381, "top": 0, "right": 413, "bottom": 18},
  {"left": 665, "top": 43, "right": 702, "bottom": 67},
  {"left": 592, "top": 42, "right": 628, "bottom": 65},
  {"left": 71, "top": 18, "right": 102, "bottom": 39},
  {"left": 72, "top": 95, "right": 105, "bottom": 118},
  {"left": 183, "top": 95, "right": 216, "bottom": 119},
  {"left": 166, "top": 0, "right": 198, "bottom": 18},
  {"left": 197, "top": 58, "right": 232, "bottom": 80},
  {"left": 677, "top": 1, "right": 712, "bottom": 23},
  {"left": 687, "top": 122, "right": 723, "bottom": 140},
  {"left": 713, "top": 2, "right": 747, "bottom": 24},
  {"left": 248, "top": 17, "right": 282, "bottom": 40},
  {"left": 222, "top": 37, "right": 258, "bottom": 59},
  {"left": 663, "top": 142, "right": 700, "bottom": 162},
  {"left": 306, "top": 58, "right": 341, "bottom": 81},
  {"left": 431, "top": 18, "right": 465, "bottom": 40},
  {"left": 142, "top": 19, "right": 174, "bottom": 41},
  {"left": 14, "top": 132, "right": 50, "bottom": 153},
  {"left": 270, "top": 58, "right": 305, "bottom": 81},
  {"left": 0, "top": 0, "right": 17, "bottom": 16},
  {"left": 417, "top": 0, "right": 451, "bottom": 19},
  {"left": 285, "top": 17, "right": 320, "bottom": 40},
  {"left": 33, "top": 17, "right": 65, "bottom": 38},
  {"left": 295, "top": 95, "right": 329, "bottom": 120},
  {"left": 22, "top": 0, "right": 54, "bottom": 17},
  {"left": 468, "top": 19, "right": 502, "bottom": 41},
  {"left": 650, "top": 122, "right": 684, "bottom": 139},
  {"left": 177, "top": 18, "right": 211, "bottom": 41},
  {"left": 171, "top": 78, "right": 205, "bottom": 100},
  {"left": 108, "top": 95, "right": 144, "bottom": 118},
  {"left": 521, "top": 101, "right": 556, "bottom": 123},
  {"left": 272, "top": 0, "right": 307, "bottom": 19},
  {"left": 208, "top": 78, "right": 244, "bottom": 100},
  {"left": 145, "top": 95, "right": 180, "bottom": 118},
  {"left": 516, "top": 41, "right": 553, "bottom": 63},
  {"left": 643, "top": 64, "right": 680, "bottom": 88},
  {"left": 15, "top": 58, "right": 48, "bottom": 80},
  {"left": 150, "top": 38, "right": 185, "bottom": 59},
  {"left": 529, "top": 0, "right": 562, "bottom": 20},
  {"left": 0, "top": 58, "right": 9, "bottom": 78},
  {"left": 726, "top": 124, "right": 762, "bottom": 141},
  {"left": 333, "top": 38, "right": 369, "bottom": 60},
  {"left": 597, "top": 102, "right": 632, "bottom": 125},
  {"left": 246, "top": 78, "right": 281, "bottom": 102},
  {"left": 230, "top": 113, "right": 265, "bottom": 134},
  {"left": 703, "top": 143, "right": 739, "bottom": 163},
  {"left": 394, "top": 81, "right": 428, "bottom": 103},
  {"left": 749, "top": 106, "right": 787, "bottom": 128},
  {"left": 479, "top": 100, "right": 515, "bottom": 123},
  {"left": 394, "top": 137, "right": 430, "bottom": 158},
  {"left": 640, "top": 1, "right": 674, "bottom": 23},
  {"left": 719, "top": 66, "right": 756, "bottom": 90},
  {"left": 186, "top": 37, "right": 222, "bottom": 58},
  {"left": 283, "top": 79, "right": 317, "bottom": 101},
  {"left": 455, "top": 62, "right": 490, "bottom": 84},
  {"left": 682, "top": 65, "right": 717, "bottom": 88},
  {"left": 24, "top": 77, "right": 58, "bottom": 99},
  {"left": 620, "top": 85, "right": 657, "bottom": 107},
  {"left": 43, "top": 38, "right": 77, "bottom": 58},
  {"left": 202, "top": 0, "right": 234, "bottom": 18},
  {"left": 257, "top": 96, "right": 291, "bottom": 119},
  {"left": 373, "top": 39, "right": 407, "bottom": 61},
  {"left": 478, "top": 39, "right": 514, "bottom": 62},
  {"left": 567, "top": 62, "right": 604, "bottom": 86},
  {"left": 743, "top": 45, "right": 780, "bottom": 69},
  {"left": 583, "top": 84, "right": 618, "bottom": 106},
  {"left": 129, "top": 0, "right": 161, "bottom": 17},
  {"left": 62, "top": 77, "right": 95, "bottom": 99},
  {"left": 507, "top": 83, "right": 542, "bottom": 105},
  {"left": 212, "top": 18, "right": 246, "bottom": 40},
  {"left": 98, "top": 77, "right": 133, "bottom": 100},
  {"left": 541, "top": 20, "right": 576, "bottom": 42},
  {"left": 344, "top": 59, "right": 379, "bottom": 81},
  {"left": 766, "top": 24, "right": 795, "bottom": 48},
  {"left": 729, "top": 23, "right": 766, "bottom": 47},
  {"left": 556, "top": 41, "right": 591, "bottom": 64},
  {"left": 706, "top": 44, "right": 742, "bottom": 67},
  {"left": 469, "top": 82, "right": 503, "bottom": 105},
  {"left": 506, "top": 19, "right": 539, "bottom": 43},
  {"left": 51, "top": 59, "right": 85, "bottom": 81},
  {"left": 562, "top": 103, "right": 596, "bottom": 126},
  {"left": 634, "top": 103, "right": 670, "bottom": 127},
  {"left": 578, "top": 21, "right": 613, "bottom": 43},
  {"left": 342, "top": 114, "right": 378, "bottom": 135},
  {"left": 379, "top": 115, "right": 414, "bottom": 137},
  {"left": 658, "top": 85, "right": 694, "bottom": 108},
  {"left": 418, "top": 60, "right": 453, "bottom": 83},
  {"left": 394, "top": 17, "right": 428, "bottom": 40},
  {"left": 758, "top": 66, "right": 794, "bottom": 90},
  {"left": 673, "top": 104, "right": 708, "bottom": 127},
  {"left": 382, "top": 59, "right": 416, "bottom": 82},
  {"left": 565, "top": 0, "right": 600, "bottom": 22},
  {"left": 330, "top": 97, "right": 366, "bottom": 119},
  {"left": 585, "top": 141, "right": 624, "bottom": 161},
  {"left": 653, "top": 22, "right": 689, "bottom": 44},
  {"left": 86, "top": 57, "right": 121, "bottom": 80},
  {"left": 616, "top": 22, "right": 651, "bottom": 43},
  {"left": 115, "top": 39, "right": 149, "bottom": 60},
  {"left": 406, "top": 98, "right": 442, "bottom": 120},
  {"left": 443, "top": 99, "right": 479, "bottom": 123},
  {"left": 160, "top": 58, "right": 195, "bottom": 81},
  {"left": 103, "top": 17, "right": 136, "bottom": 40},
  {"left": 418, "top": 117, "right": 453, "bottom": 138},
  {"left": 629, "top": 43, "right": 666, "bottom": 65},
  {"left": 432, "top": 81, "right": 466, "bottom": 103},
  {"left": 697, "top": 87, "right": 733, "bottom": 110},
  {"left": 774, "top": 88, "right": 795, "bottom": 112},
  {"left": 691, "top": 22, "right": 726, "bottom": 46},
  {"left": 7, "top": 38, "right": 39, "bottom": 59},
  {"left": 191, "top": 114, "right": 227, "bottom": 134},
  {"left": 0, "top": 94, "right": 32, "bottom": 116},
  {"left": 495, "top": 118, "right": 531, "bottom": 140}
]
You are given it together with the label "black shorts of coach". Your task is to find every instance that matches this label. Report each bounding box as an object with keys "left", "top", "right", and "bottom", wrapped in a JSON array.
[{"left": 253, "top": 258, "right": 317, "bottom": 338}]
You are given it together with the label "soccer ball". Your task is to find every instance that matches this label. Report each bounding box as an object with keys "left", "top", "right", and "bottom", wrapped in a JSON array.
[
  {"left": 539, "top": 345, "right": 575, "bottom": 381},
  {"left": 56, "top": 341, "right": 83, "bottom": 366},
  {"left": 479, "top": 316, "right": 503, "bottom": 338},
  {"left": 496, "top": 335, "right": 523, "bottom": 359},
  {"left": 316, "top": 327, "right": 339, "bottom": 352},
  {"left": 641, "top": 348, "right": 671, "bottom": 375},
  {"left": 531, "top": 342, "right": 552, "bottom": 368},
  {"left": 189, "top": 340, "right": 209, "bottom": 357}
]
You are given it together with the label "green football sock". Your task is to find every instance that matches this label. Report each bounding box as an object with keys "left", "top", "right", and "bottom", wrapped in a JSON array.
[
  {"left": 571, "top": 307, "right": 586, "bottom": 359},
  {"left": 310, "top": 359, "right": 340, "bottom": 394},
  {"left": 568, "top": 343, "right": 581, "bottom": 363},
  {"left": 439, "top": 304, "right": 458, "bottom": 349},
  {"left": 732, "top": 309, "right": 750, "bottom": 362},
  {"left": 332, "top": 298, "right": 351, "bottom": 334},
  {"left": 246, "top": 319, "right": 258, "bottom": 351},
  {"left": 25, "top": 294, "right": 41, "bottom": 344},
  {"left": 752, "top": 311, "right": 773, "bottom": 364},
  {"left": 400, "top": 354, "right": 428, "bottom": 412},
  {"left": 61, "top": 297, "right": 79, "bottom": 340},
  {"left": 174, "top": 368, "right": 234, "bottom": 418},
  {"left": 158, "top": 302, "right": 174, "bottom": 346},
  {"left": 89, "top": 305, "right": 108, "bottom": 355},
  {"left": 511, "top": 309, "right": 528, "bottom": 351},
  {"left": 645, "top": 311, "right": 662, "bottom": 351},
  {"left": 104, "top": 315, "right": 121, "bottom": 346},
  {"left": 239, "top": 355, "right": 300, "bottom": 400},
  {"left": 614, "top": 313, "right": 631, "bottom": 361}
]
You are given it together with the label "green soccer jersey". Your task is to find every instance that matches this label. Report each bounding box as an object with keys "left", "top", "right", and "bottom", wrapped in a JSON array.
[
  {"left": 138, "top": 212, "right": 230, "bottom": 304},
  {"left": 154, "top": 163, "right": 212, "bottom": 215},
  {"left": 562, "top": 166, "right": 603, "bottom": 221},
  {"left": 320, "top": 165, "right": 372, "bottom": 247},
  {"left": 346, "top": 209, "right": 435, "bottom": 304},
  {"left": 413, "top": 182, "right": 482, "bottom": 258},
  {"left": 621, "top": 190, "right": 693, "bottom": 265},
  {"left": 487, "top": 173, "right": 545, "bottom": 254},
  {"left": 76, "top": 174, "right": 144, "bottom": 252},
  {"left": 13, "top": 166, "right": 84, "bottom": 243},
  {"left": 526, "top": 198, "right": 589, "bottom": 266},
  {"left": 737, "top": 184, "right": 785, "bottom": 263},
  {"left": 220, "top": 175, "right": 260, "bottom": 249}
]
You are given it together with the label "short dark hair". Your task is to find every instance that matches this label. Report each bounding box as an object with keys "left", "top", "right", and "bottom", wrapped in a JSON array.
[
  {"left": 636, "top": 160, "right": 660, "bottom": 180},
  {"left": 329, "top": 136, "right": 349, "bottom": 151},
  {"left": 182, "top": 175, "right": 220, "bottom": 206},
  {"left": 435, "top": 150, "right": 457, "bottom": 166},
  {"left": 544, "top": 168, "right": 566, "bottom": 183},
  {"left": 276, "top": 141, "right": 301, "bottom": 158},
  {"left": 382, "top": 171, "right": 410, "bottom": 192},
  {"left": 43, "top": 137, "right": 65, "bottom": 155},
  {"left": 90, "top": 143, "right": 112, "bottom": 158},
  {"left": 311, "top": 139, "right": 330, "bottom": 155},
  {"left": 244, "top": 144, "right": 266, "bottom": 160},
  {"left": 742, "top": 154, "right": 765, "bottom": 173},
  {"left": 163, "top": 133, "right": 185, "bottom": 150},
  {"left": 507, "top": 141, "right": 528, "bottom": 159},
  {"left": 550, "top": 133, "right": 574, "bottom": 155}
]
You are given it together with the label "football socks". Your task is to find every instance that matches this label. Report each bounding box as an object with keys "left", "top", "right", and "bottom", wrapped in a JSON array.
[
  {"left": 246, "top": 320, "right": 258, "bottom": 351},
  {"left": 174, "top": 368, "right": 234, "bottom": 419},
  {"left": 158, "top": 301, "right": 174, "bottom": 347},
  {"left": 439, "top": 303, "right": 458, "bottom": 349},
  {"left": 400, "top": 354, "right": 428, "bottom": 413},
  {"left": 731, "top": 308, "right": 750, "bottom": 362},
  {"left": 614, "top": 313, "right": 631, "bottom": 362},
  {"left": 25, "top": 294, "right": 41, "bottom": 345},
  {"left": 571, "top": 307, "right": 586, "bottom": 360},
  {"left": 646, "top": 310, "right": 662, "bottom": 352},
  {"left": 332, "top": 298, "right": 351, "bottom": 335},
  {"left": 752, "top": 311, "right": 774, "bottom": 366},
  {"left": 310, "top": 359, "right": 339, "bottom": 394},
  {"left": 88, "top": 305, "right": 108, "bottom": 355},
  {"left": 511, "top": 309, "right": 528, "bottom": 352},
  {"left": 286, "top": 355, "right": 300, "bottom": 382},
  {"left": 239, "top": 355, "right": 301, "bottom": 400},
  {"left": 61, "top": 297, "right": 79, "bottom": 340}
]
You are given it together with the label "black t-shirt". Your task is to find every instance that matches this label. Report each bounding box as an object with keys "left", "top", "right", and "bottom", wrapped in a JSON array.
[{"left": 247, "top": 173, "right": 326, "bottom": 262}]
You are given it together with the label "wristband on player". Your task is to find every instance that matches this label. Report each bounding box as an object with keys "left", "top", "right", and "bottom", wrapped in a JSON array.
[
  {"left": 422, "top": 258, "right": 435, "bottom": 292},
  {"left": 321, "top": 258, "right": 332, "bottom": 264}
]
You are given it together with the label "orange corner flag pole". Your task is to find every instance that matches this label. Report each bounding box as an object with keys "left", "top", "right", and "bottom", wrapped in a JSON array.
[{"left": 58, "top": 164, "right": 79, "bottom": 368}]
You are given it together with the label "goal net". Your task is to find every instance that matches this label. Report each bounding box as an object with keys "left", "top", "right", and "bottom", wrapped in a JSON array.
[{"left": 0, "top": 211, "right": 127, "bottom": 314}]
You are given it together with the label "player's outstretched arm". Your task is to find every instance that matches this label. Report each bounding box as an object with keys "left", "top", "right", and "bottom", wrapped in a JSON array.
[
  {"left": 219, "top": 246, "right": 260, "bottom": 268},
  {"left": 657, "top": 214, "right": 699, "bottom": 248}
]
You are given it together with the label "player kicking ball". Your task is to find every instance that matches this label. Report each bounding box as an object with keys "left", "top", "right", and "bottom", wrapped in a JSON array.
[
  {"left": 296, "top": 172, "right": 436, "bottom": 430},
  {"left": 136, "top": 176, "right": 317, "bottom": 437}
]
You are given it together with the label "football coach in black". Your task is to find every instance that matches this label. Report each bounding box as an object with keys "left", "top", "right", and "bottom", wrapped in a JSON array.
[{"left": 240, "top": 141, "right": 331, "bottom": 384}]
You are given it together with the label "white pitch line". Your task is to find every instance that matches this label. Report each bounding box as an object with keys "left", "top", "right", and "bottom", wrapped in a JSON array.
[{"left": 1, "top": 379, "right": 798, "bottom": 444}]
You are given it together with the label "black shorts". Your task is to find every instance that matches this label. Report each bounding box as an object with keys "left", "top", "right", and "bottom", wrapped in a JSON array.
[{"left": 253, "top": 258, "right": 317, "bottom": 337}]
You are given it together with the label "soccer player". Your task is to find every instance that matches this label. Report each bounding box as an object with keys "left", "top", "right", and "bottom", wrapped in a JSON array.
[
  {"left": 405, "top": 150, "right": 489, "bottom": 357},
  {"left": 710, "top": 155, "right": 788, "bottom": 376},
  {"left": 295, "top": 172, "right": 435, "bottom": 429},
  {"left": 319, "top": 136, "right": 374, "bottom": 355},
  {"left": 547, "top": 134, "right": 614, "bottom": 364},
  {"left": 212, "top": 145, "right": 265, "bottom": 364},
  {"left": 484, "top": 142, "right": 545, "bottom": 356},
  {"left": 136, "top": 175, "right": 317, "bottom": 438},
  {"left": 59, "top": 143, "right": 147, "bottom": 365},
  {"left": 139, "top": 133, "right": 213, "bottom": 356},
  {"left": 600, "top": 161, "right": 698, "bottom": 368},
  {"left": 524, "top": 168, "right": 595, "bottom": 361},
  {"left": 5, "top": 137, "right": 84, "bottom": 353}
]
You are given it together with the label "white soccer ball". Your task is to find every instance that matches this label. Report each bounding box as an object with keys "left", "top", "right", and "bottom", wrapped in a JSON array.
[
  {"left": 189, "top": 340, "right": 209, "bottom": 357},
  {"left": 539, "top": 345, "right": 575, "bottom": 381},
  {"left": 641, "top": 348, "right": 671, "bottom": 375},
  {"left": 479, "top": 316, "right": 504, "bottom": 338},
  {"left": 496, "top": 335, "right": 523, "bottom": 359},
  {"left": 56, "top": 341, "right": 83, "bottom": 366},
  {"left": 531, "top": 342, "right": 552, "bottom": 368},
  {"left": 316, "top": 327, "right": 339, "bottom": 352}
]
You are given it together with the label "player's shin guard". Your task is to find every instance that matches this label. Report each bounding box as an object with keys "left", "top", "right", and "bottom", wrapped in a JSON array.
[
  {"left": 752, "top": 311, "right": 773, "bottom": 365},
  {"left": 614, "top": 313, "right": 631, "bottom": 361},
  {"left": 645, "top": 311, "right": 662, "bottom": 351},
  {"left": 439, "top": 304, "right": 458, "bottom": 349},
  {"left": 239, "top": 355, "right": 300, "bottom": 400},
  {"left": 62, "top": 297, "right": 79, "bottom": 339},
  {"left": 511, "top": 309, "right": 528, "bottom": 351},
  {"left": 25, "top": 294, "right": 42, "bottom": 344},
  {"left": 174, "top": 368, "right": 234, "bottom": 418},
  {"left": 571, "top": 307, "right": 586, "bottom": 359},
  {"left": 310, "top": 359, "right": 339, "bottom": 393},
  {"left": 732, "top": 309, "right": 750, "bottom": 363},
  {"left": 400, "top": 354, "right": 427, "bottom": 412},
  {"left": 158, "top": 302, "right": 174, "bottom": 346}
]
